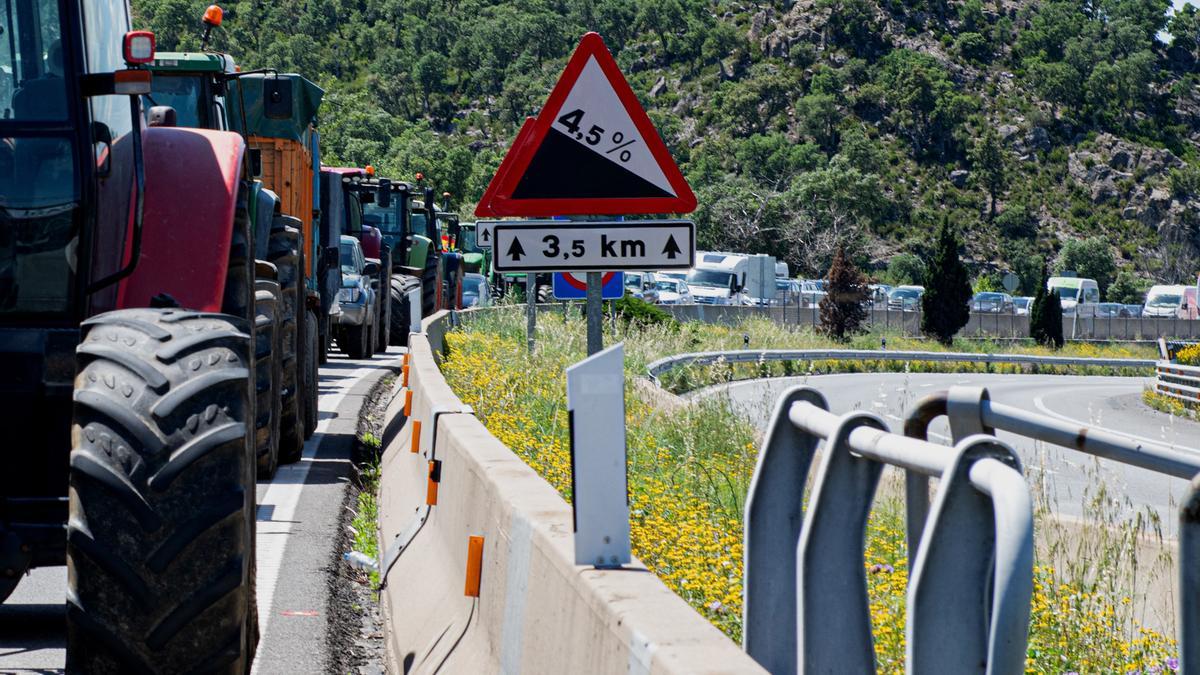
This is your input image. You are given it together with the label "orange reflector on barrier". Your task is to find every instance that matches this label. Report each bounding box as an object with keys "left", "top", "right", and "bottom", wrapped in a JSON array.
[
  {"left": 402, "top": 364, "right": 409, "bottom": 387},
  {"left": 426, "top": 460, "right": 441, "bottom": 505},
  {"left": 404, "top": 389, "right": 413, "bottom": 417},
  {"left": 410, "top": 420, "right": 422, "bottom": 454},
  {"left": 465, "top": 536, "right": 484, "bottom": 597}
]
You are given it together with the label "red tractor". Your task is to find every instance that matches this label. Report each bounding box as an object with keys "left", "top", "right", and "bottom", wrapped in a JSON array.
[{"left": 0, "top": 2, "right": 257, "bottom": 671}]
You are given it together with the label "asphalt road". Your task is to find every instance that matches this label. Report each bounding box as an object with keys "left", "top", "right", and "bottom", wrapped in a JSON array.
[
  {"left": 693, "top": 372, "right": 1200, "bottom": 531},
  {"left": 0, "top": 348, "right": 399, "bottom": 674}
]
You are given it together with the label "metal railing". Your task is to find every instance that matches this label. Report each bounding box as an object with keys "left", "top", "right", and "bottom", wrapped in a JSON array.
[
  {"left": 744, "top": 383, "right": 1200, "bottom": 673},
  {"left": 743, "top": 386, "right": 1034, "bottom": 674},
  {"left": 646, "top": 348, "right": 1156, "bottom": 383},
  {"left": 1156, "top": 361, "right": 1200, "bottom": 405},
  {"left": 902, "top": 386, "right": 1200, "bottom": 673}
]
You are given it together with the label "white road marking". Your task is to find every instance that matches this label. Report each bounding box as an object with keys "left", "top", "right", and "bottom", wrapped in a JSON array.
[
  {"left": 252, "top": 358, "right": 381, "bottom": 667},
  {"left": 1032, "top": 391, "right": 1198, "bottom": 453}
]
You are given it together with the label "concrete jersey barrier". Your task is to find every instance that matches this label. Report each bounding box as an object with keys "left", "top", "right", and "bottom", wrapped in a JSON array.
[{"left": 377, "top": 311, "right": 766, "bottom": 674}]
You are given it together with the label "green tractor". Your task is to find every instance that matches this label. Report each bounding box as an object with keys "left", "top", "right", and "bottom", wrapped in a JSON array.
[
  {"left": 146, "top": 22, "right": 323, "bottom": 471},
  {"left": 354, "top": 177, "right": 451, "bottom": 343},
  {"left": 0, "top": 5, "right": 261, "bottom": 671}
]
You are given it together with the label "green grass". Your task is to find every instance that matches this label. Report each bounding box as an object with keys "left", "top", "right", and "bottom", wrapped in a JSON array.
[{"left": 352, "top": 433, "right": 382, "bottom": 588}]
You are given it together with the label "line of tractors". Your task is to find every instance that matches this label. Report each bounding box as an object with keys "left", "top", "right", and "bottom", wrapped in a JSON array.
[{"left": 0, "top": 2, "right": 480, "bottom": 671}]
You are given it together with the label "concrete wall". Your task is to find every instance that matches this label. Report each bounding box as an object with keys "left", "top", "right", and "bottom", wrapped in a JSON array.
[{"left": 378, "top": 312, "right": 765, "bottom": 674}]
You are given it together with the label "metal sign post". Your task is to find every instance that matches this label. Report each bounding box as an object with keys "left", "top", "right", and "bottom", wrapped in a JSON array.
[
  {"left": 526, "top": 273, "right": 536, "bottom": 353},
  {"left": 586, "top": 271, "right": 603, "bottom": 355},
  {"left": 566, "top": 343, "right": 630, "bottom": 567}
]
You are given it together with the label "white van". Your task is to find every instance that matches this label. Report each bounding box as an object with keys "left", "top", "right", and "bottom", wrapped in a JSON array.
[
  {"left": 1143, "top": 284, "right": 1199, "bottom": 319},
  {"left": 1047, "top": 277, "right": 1100, "bottom": 316}
]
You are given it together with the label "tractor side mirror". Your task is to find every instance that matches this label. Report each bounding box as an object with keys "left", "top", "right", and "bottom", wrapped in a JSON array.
[
  {"left": 264, "top": 77, "right": 294, "bottom": 119},
  {"left": 362, "top": 261, "right": 381, "bottom": 277},
  {"left": 147, "top": 105, "right": 177, "bottom": 127},
  {"left": 377, "top": 179, "right": 392, "bottom": 208},
  {"left": 92, "top": 122, "right": 113, "bottom": 178}
]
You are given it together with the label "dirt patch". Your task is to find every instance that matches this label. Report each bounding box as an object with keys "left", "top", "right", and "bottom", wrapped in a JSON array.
[{"left": 325, "top": 372, "right": 395, "bottom": 675}]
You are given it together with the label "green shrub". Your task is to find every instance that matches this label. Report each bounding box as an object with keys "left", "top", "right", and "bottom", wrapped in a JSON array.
[{"left": 612, "top": 295, "right": 680, "bottom": 331}]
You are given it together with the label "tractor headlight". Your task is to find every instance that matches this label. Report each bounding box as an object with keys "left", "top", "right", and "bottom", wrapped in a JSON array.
[{"left": 338, "top": 287, "right": 362, "bottom": 303}]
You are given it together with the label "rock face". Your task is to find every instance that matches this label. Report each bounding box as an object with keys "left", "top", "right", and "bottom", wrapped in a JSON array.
[
  {"left": 1065, "top": 134, "right": 1198, "bottom": 264},
  {"left": 1068, "top": 134, "right": 1185, "bottom": 205},
  {"left": 949, "top": 169, "right": 970, "bottom": 188}
]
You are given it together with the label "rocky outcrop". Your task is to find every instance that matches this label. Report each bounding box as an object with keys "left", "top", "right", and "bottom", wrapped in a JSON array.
[
  {"left": 1068, "top": 134, "right": 1185, "bottom": 204},
  {"left": 1065, "top": 135, "right": 1198, "bottom": 261}
]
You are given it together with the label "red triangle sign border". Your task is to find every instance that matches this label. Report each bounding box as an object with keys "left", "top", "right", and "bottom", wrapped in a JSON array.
[{"left": 475, "top": 32, "right": 697, "bottom": 217}]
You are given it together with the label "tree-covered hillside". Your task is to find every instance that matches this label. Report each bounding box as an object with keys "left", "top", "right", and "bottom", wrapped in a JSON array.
[{"left": 133, "top": 0, "right": 1200, "bottom": 297}]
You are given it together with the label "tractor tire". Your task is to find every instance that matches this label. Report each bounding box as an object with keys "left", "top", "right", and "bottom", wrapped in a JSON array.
[
  {"left": 222, "top": 193, "right": 253, "bottom": 325},
  {"left": 421, "top": 261, "right": 438, "bottom": 317},
  {"left": 364, "top": 312, "right": 376, "bottom": 359},
  {"left": 536, "top": 284, "right": 553, "bottom": 304},
  {"left": 67, "top": 308, "right": 255, "bottom": 674},
  {"left": 301, "top": 309, "right": 318, "bottom": 439},
  {"left": 253, "top": 281, "right": 282, "bottom": 480},
  {"left": 317, "top": 313, "right": 330, "bottom": 365},
  {"left": 338, "top": 321, "right": 369, "bottom": 360},
  {"left": 376, "top": 287, "right": 390, "bottom": 355},
  {"left": 389, "top": 277, "right": 411, "bottom": 346},
  {"left": 268, "top": 224, "right": 303, "bottom": 464}
]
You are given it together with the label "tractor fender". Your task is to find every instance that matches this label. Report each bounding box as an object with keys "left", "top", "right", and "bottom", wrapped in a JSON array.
[
  {"left": 117, "top": 127, "right": 245, "bottom": 312},
  {"left": 359, "top": 225, "right": 383, "bottom": 260}
]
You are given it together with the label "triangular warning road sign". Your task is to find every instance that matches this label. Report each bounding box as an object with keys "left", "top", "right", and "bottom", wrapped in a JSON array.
[{"left": 475, "top": 32, "right": 696, "bottom": 218}]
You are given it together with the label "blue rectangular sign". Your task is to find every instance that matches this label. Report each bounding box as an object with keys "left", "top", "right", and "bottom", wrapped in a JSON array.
[{"left": 553, "top": 272, "right": 624, "bottom": 300}]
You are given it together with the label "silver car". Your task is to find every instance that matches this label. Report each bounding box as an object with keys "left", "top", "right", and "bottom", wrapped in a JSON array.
[
  {"left": 887, "top": 285, "right": 925, "bottom": 311},
  {"left": 333, "top": 236, "right": 379, "bottom": 358},
  {"left": 971, "top": 292, "right": 1014, "bottom": 314}
]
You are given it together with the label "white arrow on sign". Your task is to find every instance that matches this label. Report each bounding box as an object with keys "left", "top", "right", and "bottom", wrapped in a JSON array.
[
  {"left": 491, "top": 220, "right": 694, "bottom": 272},
  {"left": 476, "top": 221, "right": 494, "bottom": 249}
]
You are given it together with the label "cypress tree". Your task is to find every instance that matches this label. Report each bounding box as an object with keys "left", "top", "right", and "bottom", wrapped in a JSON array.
[
  {"left": 920, "top": 217, "right": 973, "bottom": 345},
  {"left": 1030, "top": 269, "right": 1064, "bottom": 348},
  {"left": 819, "top": 244, "right": 868, "bottom": 341}
]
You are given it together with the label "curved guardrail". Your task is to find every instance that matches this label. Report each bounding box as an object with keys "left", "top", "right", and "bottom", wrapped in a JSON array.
[
  {"left": 646, "top": 348, "right": 1158, "bottom": 381},
  {"left": 1157, "top": 361, "right": 1200, "bottom": 405}
]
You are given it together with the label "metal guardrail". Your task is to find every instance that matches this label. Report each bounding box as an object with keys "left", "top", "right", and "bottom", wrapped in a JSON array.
[
  {"left": 744, "top": 383, "right": 1200, "bottom": 673},
  {"left": 646, "top": 349, "right": 1157, "bottom": 382},
  {"left": 1157, "top": 361, "right": 1200, "bottom": 405},
  {"left": 743, "top": 386, "right": 1033, "bottom": 673}
]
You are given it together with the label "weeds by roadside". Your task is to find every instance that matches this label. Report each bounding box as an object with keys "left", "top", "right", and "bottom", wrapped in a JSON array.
[
  {"left": 351, "top": 433, "right": 382, "bottom": 589},
  {"left": 1143, "top": 388, "right": 1200, "bottom": 422}
]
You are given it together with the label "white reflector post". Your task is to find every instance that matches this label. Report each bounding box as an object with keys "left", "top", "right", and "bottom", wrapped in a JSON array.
[{"left": 566, "top": 342, "right": 631, "bottom": 567}]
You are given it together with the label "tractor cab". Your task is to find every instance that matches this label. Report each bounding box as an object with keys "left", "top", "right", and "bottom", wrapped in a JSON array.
[
  {"left": 0, "top": 0, "right": 159, "bottom": 579},
  {"left": 143, "top": 51, "right": 233, "bottom": 129}
]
